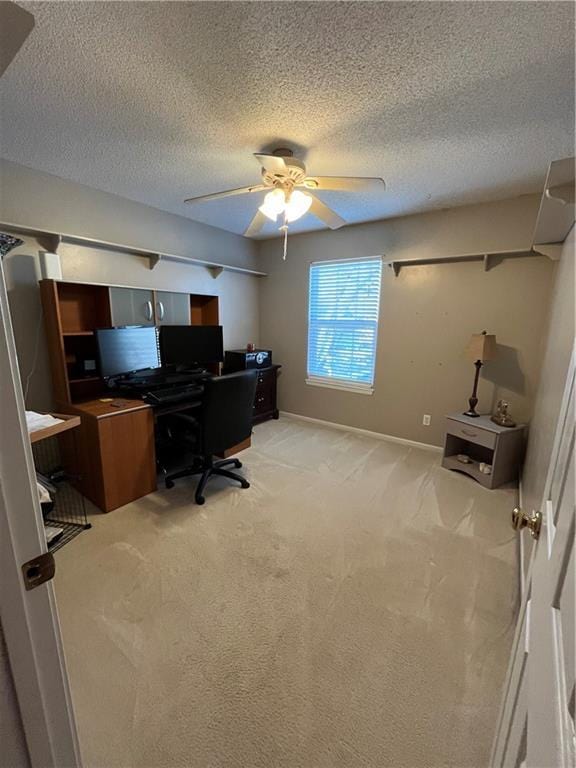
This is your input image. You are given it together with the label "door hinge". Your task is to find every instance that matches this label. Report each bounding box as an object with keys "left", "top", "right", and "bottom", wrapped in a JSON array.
[{"left": 21, "top": 551, "right": 55, "bottom": 590}]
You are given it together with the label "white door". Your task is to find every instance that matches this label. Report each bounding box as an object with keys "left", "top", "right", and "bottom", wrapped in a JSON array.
[
  {"left": 0, "top": 255, "right": 82, "bottom": 766},
  {"left": 492, "top": 348, "right": 575, "bottom": 768}
]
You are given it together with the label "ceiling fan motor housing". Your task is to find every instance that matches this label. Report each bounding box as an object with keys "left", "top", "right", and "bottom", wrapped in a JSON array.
[{"left": 262, "top": 157, "right": 307, "bottom": 188}]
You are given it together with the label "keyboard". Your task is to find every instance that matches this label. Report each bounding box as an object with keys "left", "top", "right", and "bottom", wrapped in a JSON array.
[
  {"left": 128, "top": 372, "right": 204, "bottom": 388},
  {"left": 143, "top": 384, "right": 204, "bottom": 405}
]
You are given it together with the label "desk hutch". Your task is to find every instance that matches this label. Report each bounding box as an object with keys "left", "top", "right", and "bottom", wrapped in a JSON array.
[{"left": 39, "top": 279, "right": 272, "bottom": 513}]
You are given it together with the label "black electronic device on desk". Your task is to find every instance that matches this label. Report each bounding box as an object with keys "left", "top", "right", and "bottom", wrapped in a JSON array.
[
  {"left": 95, "top": 326, "right": 210, "bottom": 403},
  {"left": 160, "top": 325, "right": 224, "bottom": 369},
  {"left": 96, "top": 326, "right": 161, "bottom": 382},
  {"left": 224, "top": 349, "right": 272, "bottom": 372},
  {"left": 143, "top": 384, "right": 205, "bottom": 406}
]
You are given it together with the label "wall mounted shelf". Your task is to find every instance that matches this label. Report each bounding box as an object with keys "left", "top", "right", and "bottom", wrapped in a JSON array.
[
  {"left": 0, "top": 221, "right": 267, "bottom": 278},
  {"left": 532, "top": 157, "right": 575, "bottom": 248},
  {"left": 387, "top": 247, "right": 549, "bottom": 277}
]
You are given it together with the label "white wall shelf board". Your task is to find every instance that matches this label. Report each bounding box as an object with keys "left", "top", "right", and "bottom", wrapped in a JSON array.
[
  {"left": 532, "top": 157, "right": 575, "bottom": 246},
  {"left": 387, "top": 248, "right": 545, "bottom": 277},
  {"left": 0, "top": 221, "right": 267, "bottom": 277}
]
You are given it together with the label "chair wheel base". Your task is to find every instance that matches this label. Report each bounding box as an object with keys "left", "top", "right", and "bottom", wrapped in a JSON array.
[
  {"left": 195, "top": 495, "right": 205, "bottom": 505},
  {"left": 241, "top": 480, "right": 250, "bottom": 489},
  {"left": 165, "top": 479, "right": 175, "bottom": 489}
]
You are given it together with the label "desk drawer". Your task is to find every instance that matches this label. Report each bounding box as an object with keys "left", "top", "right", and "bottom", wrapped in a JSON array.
[{"left": 446, "top": 418, "right": 496, "bottom": 450}]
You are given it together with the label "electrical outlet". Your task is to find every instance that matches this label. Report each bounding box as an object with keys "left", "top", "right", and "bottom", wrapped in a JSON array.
[{"left": 423, "top": 414, "right": 431, "bottom": 426}]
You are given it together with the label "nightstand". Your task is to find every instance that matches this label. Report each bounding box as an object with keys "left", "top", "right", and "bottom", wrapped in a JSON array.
[{"left": 442, "top": 413, "right": 526, "bottom": 489}]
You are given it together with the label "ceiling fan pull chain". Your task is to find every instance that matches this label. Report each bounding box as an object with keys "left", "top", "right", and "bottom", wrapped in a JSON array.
[{"left": 279, "top": 223, "right": 288, "bottom": 261}]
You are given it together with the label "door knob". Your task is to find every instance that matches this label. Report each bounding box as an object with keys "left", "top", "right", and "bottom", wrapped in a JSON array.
[{"left": 511, "top": 507, "right": 542, "bottom": 540}]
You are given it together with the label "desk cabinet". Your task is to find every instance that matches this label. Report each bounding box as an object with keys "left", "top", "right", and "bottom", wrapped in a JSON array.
[
  {"left": 63, "top": 399, "right": 157, "bottom": 512},
  {"left": 109, "top": 288, "right": 192, "bottom": 326},
  {"left": 154, "top": 291, "right": 191, "bottom": 325},
  {"left": 253, "top": 365, "right": 281, "bottom": 424},
  {"left": 109, "top": 287, "right": 155, "bottom": 326}
]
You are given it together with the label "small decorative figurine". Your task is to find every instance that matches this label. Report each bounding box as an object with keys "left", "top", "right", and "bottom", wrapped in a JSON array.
[{"left": 491, "top": 399, "right": 516, "bottom": 428}]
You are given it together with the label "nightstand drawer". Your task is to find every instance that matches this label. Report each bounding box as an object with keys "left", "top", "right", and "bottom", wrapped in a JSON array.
[{"left": 446, "top": 418, "right": 496, "bottom": 450}]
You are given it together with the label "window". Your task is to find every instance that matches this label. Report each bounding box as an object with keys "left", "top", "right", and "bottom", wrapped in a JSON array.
[{"left": 307, "top": 257, "right": 382, "bottom": 394}]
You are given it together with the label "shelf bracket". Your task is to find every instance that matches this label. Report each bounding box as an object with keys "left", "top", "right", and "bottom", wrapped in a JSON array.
[
  {"left": 483, "top": 254, "right": 491, "bottom": 271},
  {"left": 149, "top": 254, "right": 161, "bottom": 270},
  {"left": 532, "top": 243, "right": 562, "bottom": 261},
  {"left": 38, "top": 233, "right": 61, "bottom": 253},
  {"left": 545, "top": 183, "right": 575, "bottom": 206},
  {"left": 208, "top": 266, "right": 224, "bottom": 279},
  {"left": 391, "top": 262, "right": 401, "bottom": 277}
]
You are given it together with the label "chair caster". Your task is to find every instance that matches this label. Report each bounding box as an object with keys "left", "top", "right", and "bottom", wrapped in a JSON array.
[
  {"left": 234, "top": 460, "right": 242, "bottom": 468},
  {"left": 240, "top": 480, "right": 250, "bottom": 489},
  {"left": 165, "top": 479, "right": 175, "bottom": 489},
  {"left": 195, "top": 495, "right": 205, "bottom": 505}
]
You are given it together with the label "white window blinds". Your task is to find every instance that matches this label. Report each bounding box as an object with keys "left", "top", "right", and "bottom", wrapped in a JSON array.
[{"left": 307, "top": 257, "right": 382, "bottom": 392}]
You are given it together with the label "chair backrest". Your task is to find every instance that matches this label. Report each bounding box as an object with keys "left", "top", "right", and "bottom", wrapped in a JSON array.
[{"left": 200, "top": 370, "right": 258, "bottom": 455}]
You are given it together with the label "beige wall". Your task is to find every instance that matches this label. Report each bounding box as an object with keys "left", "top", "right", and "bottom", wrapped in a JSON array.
[
  {"left": 257, "top": 195, "right": 556, "bottom": 446},
  {"left": 0, "top": 159, "right": 258, "bottom": 271},
  {"left": 521, "top": 226, "right": 575, "bottom": 513},
  {"left": 0, "top": 161, "right": 261, "bottom": 411}
]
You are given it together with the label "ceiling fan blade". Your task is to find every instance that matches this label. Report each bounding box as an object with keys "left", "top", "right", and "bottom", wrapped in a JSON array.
[
  {"left": 0, "top": 1, "right": 35, "bottom": 77},
  {"left": 184, "top": 184, "right": 267, "bottom": 205},
  {"left": 254, "top": 154, "right": 289, "bottom": 174},
  {"left": 302, "top": 176, "right": 385, "bottom": 193},
  {"left": 244, "top": 209, "right": 268, "bottom": 238},
  {"left": 308, "top": 195, "right": 346, "bottom": 229}
]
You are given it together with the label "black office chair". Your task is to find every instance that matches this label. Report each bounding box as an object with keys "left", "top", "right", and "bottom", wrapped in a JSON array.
[{"left": 161, "top": 370, "right": 258, "bottom": 505}]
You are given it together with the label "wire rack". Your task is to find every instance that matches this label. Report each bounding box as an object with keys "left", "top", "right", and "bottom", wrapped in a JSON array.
[{"left": 32, "top": 432, "right": 91, "bottom": 553}]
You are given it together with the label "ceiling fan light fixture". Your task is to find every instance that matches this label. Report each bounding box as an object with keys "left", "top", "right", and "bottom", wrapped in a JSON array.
[
  {"left": 259, "top": 188, "right": 286, "bottom": 221},
  {"left": 284, "top": 190, "right": 312, "bottom": 222}
]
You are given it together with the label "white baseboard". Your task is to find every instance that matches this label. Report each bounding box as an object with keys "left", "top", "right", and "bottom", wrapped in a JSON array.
[{"left": 279, "top": 411, "right": 443, "bottom": 453}]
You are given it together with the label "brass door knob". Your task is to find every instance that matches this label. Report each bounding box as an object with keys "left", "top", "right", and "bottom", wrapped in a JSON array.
[{"left": 512, "top": 507, "right": 542, "bottom": 540}]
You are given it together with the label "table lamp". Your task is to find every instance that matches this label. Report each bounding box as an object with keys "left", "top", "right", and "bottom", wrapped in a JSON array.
[{"left": 463, "top": 331, "right": 497, "bottom": 417}]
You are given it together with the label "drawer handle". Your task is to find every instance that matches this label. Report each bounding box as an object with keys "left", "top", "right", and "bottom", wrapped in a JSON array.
[{"left": 462, "top": 429, "right": 477, "bottom": 437}]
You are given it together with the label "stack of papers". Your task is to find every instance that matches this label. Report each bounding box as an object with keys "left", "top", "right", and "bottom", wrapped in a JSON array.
[{"left": 25, "top": 411, "right": 64, "bottom": 434}]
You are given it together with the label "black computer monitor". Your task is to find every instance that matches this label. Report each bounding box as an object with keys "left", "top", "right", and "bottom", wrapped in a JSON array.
[
  {"left": 95, "top": 327, "right": 161, "bottom": 379},
  {"left": 160, "top": 325, "right": 224, "bottom": 368}
]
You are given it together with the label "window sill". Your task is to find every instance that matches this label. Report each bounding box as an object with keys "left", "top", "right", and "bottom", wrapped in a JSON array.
[{"left": 305, "top": 377, "right": 374, "bottom": 395}]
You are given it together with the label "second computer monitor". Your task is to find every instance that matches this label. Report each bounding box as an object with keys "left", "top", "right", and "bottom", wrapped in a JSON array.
[{"left": 160, "top": 325, "right": 224, "bottom": 369}]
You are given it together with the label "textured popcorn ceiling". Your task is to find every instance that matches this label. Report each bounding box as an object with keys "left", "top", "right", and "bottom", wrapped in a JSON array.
[{"left": 0, "top": 1, "right": 574, "bottom": 238}]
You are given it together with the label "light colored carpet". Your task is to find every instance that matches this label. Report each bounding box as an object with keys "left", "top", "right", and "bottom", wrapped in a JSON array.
[{"left": 54, "top": 417, "right": 518, "bottom": 768}]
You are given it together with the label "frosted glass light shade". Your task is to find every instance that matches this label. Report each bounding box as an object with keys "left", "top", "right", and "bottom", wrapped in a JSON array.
[
  {"left": 259, "top": 189, "right": 286, "bottom": 221},
  {"left": 285, "top": 190, "right": 312, "bottom": 222}
]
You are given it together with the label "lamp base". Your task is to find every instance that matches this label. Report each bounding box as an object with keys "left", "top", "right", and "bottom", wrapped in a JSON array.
[{"left": 464, "top": 365, "right": 482, "bottom": 418}]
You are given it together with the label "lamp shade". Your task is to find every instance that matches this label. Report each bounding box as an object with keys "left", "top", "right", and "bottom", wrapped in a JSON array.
[{"left": 465, "top": 332, "right": 497, "bottom": 362}]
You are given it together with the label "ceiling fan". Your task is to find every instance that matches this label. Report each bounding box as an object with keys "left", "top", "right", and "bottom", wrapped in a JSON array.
[{"left": 184, "top": 148, "right": 385, "bottom": 258}]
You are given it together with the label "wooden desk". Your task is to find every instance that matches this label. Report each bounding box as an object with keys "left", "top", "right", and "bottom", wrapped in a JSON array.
[
  {"left": 28, "top": 413, "right": 81, "bottom": 444},
  {"left": 60, "top": 398, "right": 157, "bottom": 513}
]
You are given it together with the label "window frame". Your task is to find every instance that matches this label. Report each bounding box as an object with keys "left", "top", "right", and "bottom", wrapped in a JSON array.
[{"left": 305, "top": 255, "right": 383, "bottom": 395}]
